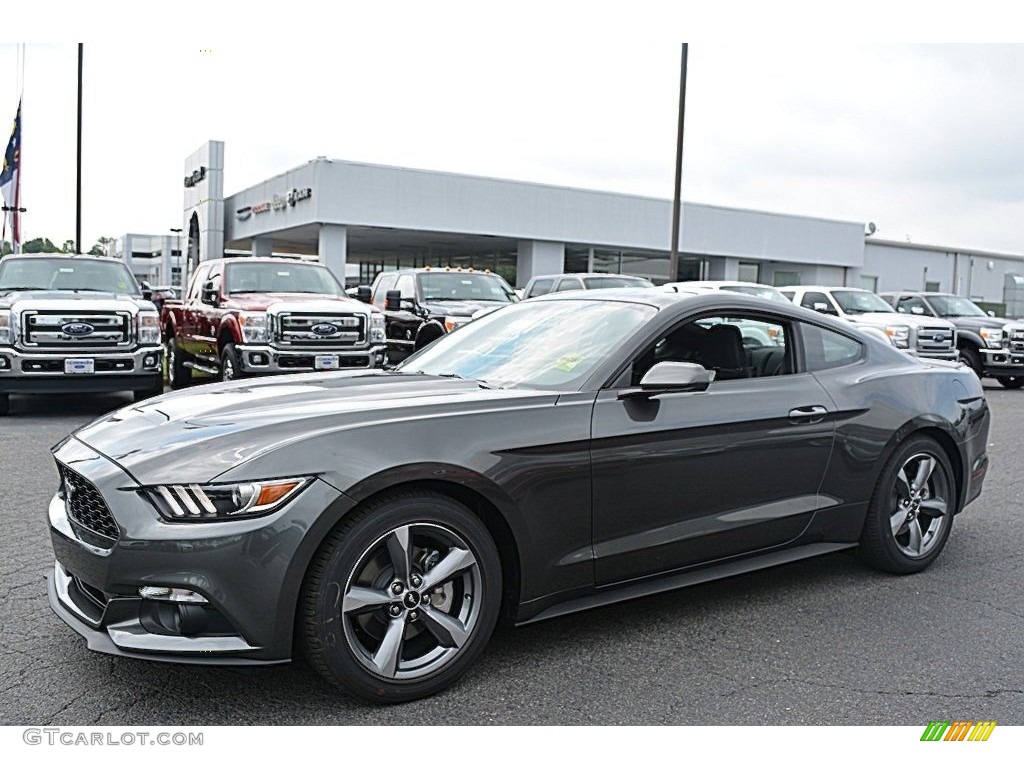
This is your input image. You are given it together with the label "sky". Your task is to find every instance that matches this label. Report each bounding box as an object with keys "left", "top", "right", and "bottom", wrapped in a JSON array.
[{"left": 4, "top": 6, "right": 1024, "bottom": 256}]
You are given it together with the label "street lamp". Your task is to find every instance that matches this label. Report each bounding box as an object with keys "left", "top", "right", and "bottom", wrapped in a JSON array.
[{"left": 170, "top": 227, "right": 183, "bottom": 290}]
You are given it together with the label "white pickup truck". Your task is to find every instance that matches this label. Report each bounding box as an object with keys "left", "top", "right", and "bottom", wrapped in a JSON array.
[{"left": 0, "top": 254, "right": 164, "bottom": 415}]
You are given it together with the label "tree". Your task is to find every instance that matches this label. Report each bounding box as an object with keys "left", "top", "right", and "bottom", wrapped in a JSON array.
[
  {"left": 88, "top": 236, "right": 116, "bottom": 256},
  {"left": 22, "top": 237, "right": 61, "bottom": 253},
  {"left": 61, "top": 239, "right": 76, "bottom": 253}
]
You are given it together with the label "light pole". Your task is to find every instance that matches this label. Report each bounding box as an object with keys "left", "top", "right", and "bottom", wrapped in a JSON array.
[{"left": 170, "top": 227, "right": 183, "bottom": 289}]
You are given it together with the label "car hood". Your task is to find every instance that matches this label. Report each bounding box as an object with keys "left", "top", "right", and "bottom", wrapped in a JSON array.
[
  {"left": 1, "top": 290, "right": 150, "bottom": 311},
  {"left": 221, "top": 293, "right": 360, "bottom": 311},
  {"left": 66, "top": 372, "right": 553, "bottom": 485},
  {"left": 847, "top": 312, "right": 954, "bottom": 330},
  {"left": 420, "top": 299, "right": 511, "bottom": 317},
  {"left": 944, "top": 316, "right": 1006, "bottom": 331}
]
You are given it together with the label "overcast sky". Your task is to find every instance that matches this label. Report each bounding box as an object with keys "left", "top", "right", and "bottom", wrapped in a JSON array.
[{"left": 3, "top": 27, "right": 1024, "bottom": 255}]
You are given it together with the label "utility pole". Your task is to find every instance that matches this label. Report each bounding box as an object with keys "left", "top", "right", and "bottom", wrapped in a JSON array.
[
  {"left": 76, "top": 43, "right": 83, "bottom": 254},
  {"left": 668, "top": 43, "right": 688, "bottom": 283}
]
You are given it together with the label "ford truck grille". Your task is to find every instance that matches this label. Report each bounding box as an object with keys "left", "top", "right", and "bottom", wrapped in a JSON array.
[
  {"left": 58, "top": 464, "right": 119, "bottom": 541},
  {"left": 276, "top": 313, "right": 366, "bottom": 347},
  {"left": 1009, "top": 329, "right": 1024, "bottom": 352},
  {"left": 21, "top": 311, "right": 131, "bottom": 349},
  {"left": 916, "top": 326, "right": 955, "bottom": 354}
]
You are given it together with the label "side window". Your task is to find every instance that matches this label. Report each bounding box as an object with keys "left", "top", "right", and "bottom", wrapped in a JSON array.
[
  {"left": 800, "top": 291, "right": 838, "bottom": 315},
  {"left": 554, "top": 278, "right": 583, "bottom": 292},
  {"left": 187, "top": 265, "right": 211, "bottom": 301},
  {"left": 897, "top": 296, "right": 930, "bottom": 316},
  {"left": 801, "top": 323, "right": 864, "bottom": 371},
  {"left": 528, "top": 278, "right": 554, "bottom": 297},
  {"left": 208, "top": 268, "right": 222, "bottom": 296},
  {"left": 373, "top": 274, "right": 398, "bottom": 308},
  {"left": 395, "top": 275, "right": 416, "bottom": 299},
  {"left": 631, "top": 314, "right": 792, "bottom": 385}
]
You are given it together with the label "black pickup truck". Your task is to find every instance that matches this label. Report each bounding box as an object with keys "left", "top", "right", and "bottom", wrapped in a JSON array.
[
  {"left": 880, "top": 291, "right": 1024, "bottom": 388},
  {"left": 362, "top": 267, "right": 518, "bottom": 363}
]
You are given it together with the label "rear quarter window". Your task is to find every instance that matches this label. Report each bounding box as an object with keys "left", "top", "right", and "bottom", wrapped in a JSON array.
[{"left": 801, "top": 323, "right": 864, "bottom": 371}]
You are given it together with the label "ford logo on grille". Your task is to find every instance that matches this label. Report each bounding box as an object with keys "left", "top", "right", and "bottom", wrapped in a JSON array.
[
  {"left": 62, "top": 322, "right": 95, "bottom": 337},
  {"left": 311, "top": 323, "right": 338, "bottom": 336}
]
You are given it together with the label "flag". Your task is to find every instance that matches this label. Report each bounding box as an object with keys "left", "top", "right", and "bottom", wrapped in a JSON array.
[{"left": 1, "top": 99, "right": 22, "bottom": 250}]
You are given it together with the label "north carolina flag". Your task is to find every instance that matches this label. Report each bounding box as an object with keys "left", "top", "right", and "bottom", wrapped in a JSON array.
[{"left": 0, "top": 99, "right": 22, "bottom": 248}]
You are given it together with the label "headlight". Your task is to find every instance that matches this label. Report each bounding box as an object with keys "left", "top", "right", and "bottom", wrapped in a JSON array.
[
  {"left": 137, "top": 310, "right": 160, "bottom": 345},
  {"left": 239, "top": 312, "right": 271, "bottom": 343},
  {"left": 144, "top": 477, "right": 311, "bottom": 522},
  {"left": 0, "top": 309, "right": 12, "bottom": 345},
  {"left": 444, "top": 315, "right": 470, "bottom": 333},
  {"left": 885, "top": 325, "right": 911, "bottom": 348},
  {"left": 369, "top": 311, "right": 385, "bottom": 343},
  {"left": 980, "top": 328, "right": 1004, "bottom": 349}
]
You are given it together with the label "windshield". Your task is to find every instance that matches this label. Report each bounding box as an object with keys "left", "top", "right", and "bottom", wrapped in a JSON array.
[
  {"left": 398, "top": 298, "right": 657, "bottom": 390},
  {"left": 225, "top": 262, "right": 342, "bottom": 295},
  {"left": 927, "top": 295, "right": 988, "bottom": 317},
  {"left": 581, "top": 276, "right": 654, "bottom": 290},
  {"left": 0, "top": 258, "right": 141, "bottom": 295},
  {"left": 720, "top": 284, "right": 791, "bottom": 303},
  {"left": 417, "top": 272, "right": 516, "bottom": 303},
  {"left": 831, "top": 290, "right": 894, "bottom": 315}
]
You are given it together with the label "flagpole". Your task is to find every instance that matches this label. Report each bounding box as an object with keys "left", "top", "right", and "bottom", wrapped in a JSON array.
[{"left": 76, "top": 43, "right": 83, "bottom": 254}]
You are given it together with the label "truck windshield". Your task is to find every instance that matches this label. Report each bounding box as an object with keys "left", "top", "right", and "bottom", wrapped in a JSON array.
[
  {"left": 581, "top": 276, "right": 654, "bottom": 290},
  {"left": 225, "top": 263, "right": 343, "bottom": 295},
  {"left": 417, "top": 272, "right": 516, "bottom": 302},
  {"left": 927, "top": 295, "right": 988, "bottom": 318},
  {"left": 0, "top": 258, "right": 141, "bottom": 295},
  {"left": 832, "top": 290, "right": 894, "bottom": 315}
]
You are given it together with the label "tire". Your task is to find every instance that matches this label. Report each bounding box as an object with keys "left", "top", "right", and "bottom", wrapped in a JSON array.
[
  {"left": 858, "top": 436, "right": 955, "bottom": 574},
  {"left": 414, "top": 322, "right": 445, "bottom": 351},
  {"left": 220, "top": 343, "right": 243, "bottom": 382},
  {"left": 958, "top": 346, "right": 983, "bottom": 378},
  {"left": 997, "top": 376, "right": 1024, "bottom": 389},
  {"left": 167, "top": 337, "right": 192, "bottom": 390},
  {"left": 301, "top": 491, "right": 502, "bottom": 703},
  {"left": 0, "top": 393, "right": 8, "bottom": 416}
]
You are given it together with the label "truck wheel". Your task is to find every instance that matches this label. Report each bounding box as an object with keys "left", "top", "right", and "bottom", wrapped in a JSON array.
[
  {"left": 997, "top": 376, "right": 1024, "bottom": 389},
  {"left": 167, "top": 337, "right": 192, "bottom": 390},
  {"left": 220, "top": 343, "right": 244, "bottom": 382},
  {"left": 0, "top": 394, "right": 9, "bottom": 417},
  {"left": 958, "top": 346, "right": 983, "bottom": 378}
]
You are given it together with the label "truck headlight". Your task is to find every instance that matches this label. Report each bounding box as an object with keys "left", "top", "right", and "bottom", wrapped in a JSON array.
[
  {"left": 369, "top": 312, "right": 386, "bottom": 343},
  {"left": 444, "top": 315, "right": 470, "bottom": 332},
  {"left": 885, "top": 325, "right": 911, "bottom": 348},
  {"left": 0, "top": 309, "right": 12, "bottom": 345},
  {"left": 137, "top": 310, "right": 160, "bottom": 345},
  {"left": 239, "top": 312, "right": 271, "bottom": 343},
  {"left": 144, "top": 477, "right": 311, "bottom": 522},
  {"left": 980, "top": 328, "right": 1004, "bottom": 349}
]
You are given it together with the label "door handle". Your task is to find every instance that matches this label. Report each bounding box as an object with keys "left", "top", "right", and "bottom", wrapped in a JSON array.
[{"left": 788, "top": 405, "right": 829, "bottom": 423}]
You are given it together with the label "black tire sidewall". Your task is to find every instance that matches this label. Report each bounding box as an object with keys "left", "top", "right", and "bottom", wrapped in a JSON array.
[
  {"left": 303, "top": 493, "right": 502, "bottom": 703},
  {"left": 168, "top": 337, "right": 191, "bottom": 389},
  {"left": 959, "top": 346, "right": 983, "bottom": 378},
  {"left": 860, "top": 436, "right": 955, "bottom": 574},
  {"left": 221, "top": 343, "right": 240, "bottom": 381}
]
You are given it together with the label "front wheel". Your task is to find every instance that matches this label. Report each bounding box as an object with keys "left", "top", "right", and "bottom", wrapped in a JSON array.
[
  {"left": 958, "top": 346, "right": 983, "bottom": 378},
  {"left": 0, "top": 393, "right": 8, "bottom": 416},
  {"left": 220, "top": 343, "right": 244, "bottom": 382},
  {"left": 997, "top": 376, "right": 1024, "bottom": 389},
  {"left": 858, "top": 436, "right": 955, "bottom": 574},
  {"left": 301, "top": 492, "right": 501, "bottom": 703}
]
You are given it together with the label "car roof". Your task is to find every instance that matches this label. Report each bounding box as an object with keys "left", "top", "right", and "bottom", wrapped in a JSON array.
[
  {"left": 777, "top": 285, "right": 874, "bottom": 293},
  {"left": 212, "top": 257, "right": 327, "bottom": 266},
  {"left": 2, "top": 253, "right": 119, "bottom": 263},
  {"left": 528, "top": 273, "right": 653, "bottom": 281}
]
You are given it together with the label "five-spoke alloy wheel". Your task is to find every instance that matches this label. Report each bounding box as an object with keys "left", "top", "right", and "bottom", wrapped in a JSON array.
[
  {"left": 301, "top": 492, "right": 501, "bottom": 703},
  {"left": 859, "top": 436, "right": 955, "bottom": 573}
]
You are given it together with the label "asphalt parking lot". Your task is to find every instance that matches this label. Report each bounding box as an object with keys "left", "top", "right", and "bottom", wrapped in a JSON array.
[{"left": 1, "top": 384, "right": 1022, "bottom": 726}]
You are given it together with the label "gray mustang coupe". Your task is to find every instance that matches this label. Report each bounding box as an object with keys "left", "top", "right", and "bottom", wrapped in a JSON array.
[{"left": 46, "top": 289, "right": 990, "bottom": 702}]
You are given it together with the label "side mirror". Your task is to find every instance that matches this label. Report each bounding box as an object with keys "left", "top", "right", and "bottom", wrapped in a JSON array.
[
  {"left": 620, "top": 361, "right": 711, "bottom": 400},
  {"left": 140, "top": 280, "right": 153, "bottom": 301},
  {"left": 202, "top": 280, "right": 219, "bottom": 305},
  {"left": 384, "top": 289, "right": 403, "bottom": 312},
  {"left": 988, "top": 310, "right": 996, "bottom": 317},
  {"left": 812, "top": 302, "right": 830, "bottom": 314},
  {"left": 356, "top": 285, "right": 372, "bottom": 303}
]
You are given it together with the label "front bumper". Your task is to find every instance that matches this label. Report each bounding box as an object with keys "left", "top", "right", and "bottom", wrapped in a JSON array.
[
  {"left": 0, "top": 344, "right": 162, "bottom": 393},
  {"left": 979, "top": 347, "right": 1024, "bottom": 376},
  {"left": 47, "top": 436, "right": 351, "bottom": 664},
  {"left": 236, "top": 343, "right": 386, "bottom": 374}
]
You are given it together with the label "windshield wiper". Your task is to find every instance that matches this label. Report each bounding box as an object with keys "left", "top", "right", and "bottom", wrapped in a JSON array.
[{"left": 0, "top": 285, "right": 44, "bottom": 292}]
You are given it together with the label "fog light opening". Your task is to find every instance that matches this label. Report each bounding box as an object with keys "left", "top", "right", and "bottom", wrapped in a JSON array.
[
  {"left": 0, "top": 356, "right": 9, "bottom": 370},
  {"left": 139, "top": 585, "right": 209, "bottom": 604}
]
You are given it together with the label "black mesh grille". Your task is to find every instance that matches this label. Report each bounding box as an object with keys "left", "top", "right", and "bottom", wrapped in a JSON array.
[{"left": 59, "top": 465, "right": 119, "bottom": 540}]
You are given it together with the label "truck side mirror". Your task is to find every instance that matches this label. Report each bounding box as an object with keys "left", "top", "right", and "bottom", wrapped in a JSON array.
[
  {"left": 812, "top": 302, "right": 830, "bottom": 314},
  {"left": 202, "top": 280, "right": 219, "bottom": 305},
  {"left": 140, "top": 280, "right": 153, "bottom": 301},
  {"left": 356, "top": 285, "right": 372, "bottom": 303},
  {"left": 385, "top": 289, "right": 403, "bottom": 312}
]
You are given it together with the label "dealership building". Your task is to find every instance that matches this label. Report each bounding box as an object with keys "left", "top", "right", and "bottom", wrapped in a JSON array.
[{"left": 119, "top": 140, "right": 1024, "bottom": 309}]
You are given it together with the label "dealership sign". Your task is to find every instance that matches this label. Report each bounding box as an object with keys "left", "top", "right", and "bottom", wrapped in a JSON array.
[
  {"left": 238, "top": 188, "right": 312, "bottom": 219},
  {"left": 184, "top": 166, "right": 207, "bottom": 188}
]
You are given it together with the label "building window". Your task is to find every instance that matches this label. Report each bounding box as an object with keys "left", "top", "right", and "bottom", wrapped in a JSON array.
[
  {"left": 737, "top": 262, "right": 760, "bottom": 283},
  {"left": 925, "top": 281, "right": 941, "bottom": 292},
  {"left": 859, "top": 275, "right": 878, "bottom": 292},
  {"left": 773, "top": 270, "right": 800, "bottom": 287}
]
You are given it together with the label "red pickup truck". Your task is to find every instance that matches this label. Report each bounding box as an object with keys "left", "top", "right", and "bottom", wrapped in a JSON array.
[{"left": 161, "top": 257, "right": 386, "bottom": 387}]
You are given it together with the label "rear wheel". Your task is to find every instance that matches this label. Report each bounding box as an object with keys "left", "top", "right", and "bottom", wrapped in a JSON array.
[
  {"left": 301, "top": 491, "right": 501, "bottom": 703},
  {"left": 167, "top": 337, "right": 192, "bottom": 390},
  {"left": 997, "top": 376, "right": 1024, "bottom": 389},
  {"left": 858, "top": 436, "right": 955, "bottom": 574}
]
